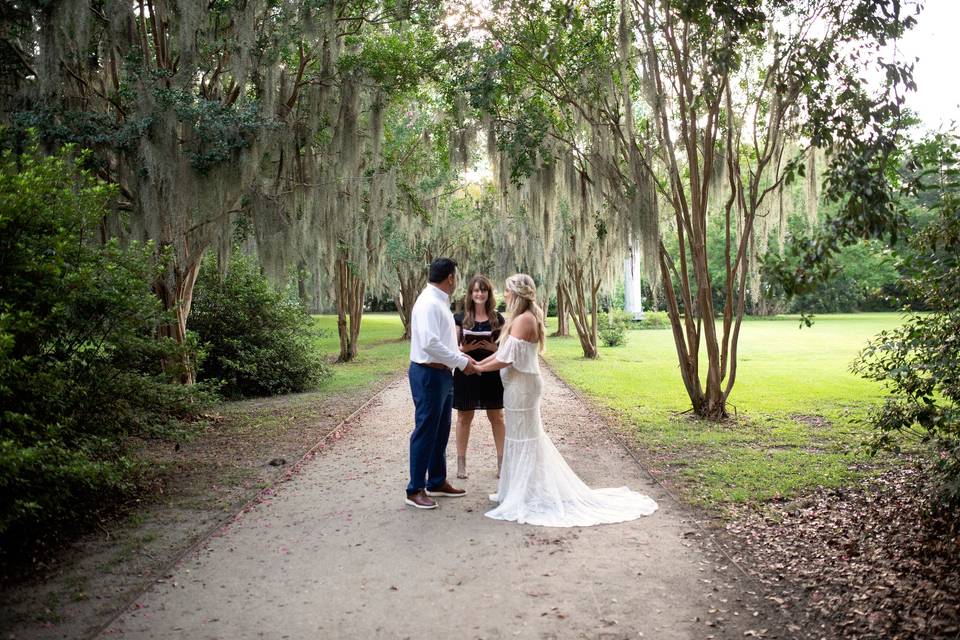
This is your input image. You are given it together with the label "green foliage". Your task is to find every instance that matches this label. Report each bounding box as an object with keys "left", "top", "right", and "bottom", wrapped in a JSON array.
[
  {"left": 190, "top": 254, "right": 330, "bottom": 399},
  {"left": 789, "top": 239, "right": 900, "bottom": 313},
  {"left": 0, "top": 143, "right": 214, "bottom": 550},
  {"left": 342, "top": 27, "right": 441, "bottom": 97},
  {"left": 597, "top": 310, "right": 632, "bottom": 347},
  {"left": 674, "top": 207, "right": 900, "bottom": 316},
  {"left": 154, "top": 91, "right": 267, "bottom": 174},
  {"left": 636, "top": 311, "right": 670, "bottom": 330},
  {"left": 464, "top": 0, "right": 620, "bottom": 183},
  {"left": 852, "top": 132, "right": 960, "bottom": 508}
]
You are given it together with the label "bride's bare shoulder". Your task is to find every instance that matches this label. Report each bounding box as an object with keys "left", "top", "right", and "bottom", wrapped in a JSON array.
[{"left": 510, "top": 312, "right": 539, "bottom": 342}]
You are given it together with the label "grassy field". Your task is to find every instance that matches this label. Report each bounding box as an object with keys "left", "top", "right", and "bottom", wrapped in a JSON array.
[
  {"left": 311, "top": 313, "right": 410, "bottom": 392},
  {"left": 542, "top": 313, "right": 905, "bottom": 506}
]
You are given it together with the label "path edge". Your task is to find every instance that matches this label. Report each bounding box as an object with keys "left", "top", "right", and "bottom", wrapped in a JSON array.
[{"left": 86, "top": 371, "right": 405, "bottom": 640}]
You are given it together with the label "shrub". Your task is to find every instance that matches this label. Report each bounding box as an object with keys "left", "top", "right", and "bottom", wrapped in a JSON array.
[
  {"left": 636, "top": 311, "right": 670, "bottom": 330},
  {"left": 598, "top": 311, "right": 631, "bottom": 347},
  {"left": 190, "top": 254, "right": 330, "bottom": 398},
  {"left": 0, "top": 143, "right": 215, "bottom": 554},
  {"left": 852, "top": 132, "right": 960, "bottom": 509}
]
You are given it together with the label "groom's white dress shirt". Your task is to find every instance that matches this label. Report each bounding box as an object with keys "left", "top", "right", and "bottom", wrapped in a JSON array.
[{"left": 410, "top": 284, "right": 469, "bottom": 371}]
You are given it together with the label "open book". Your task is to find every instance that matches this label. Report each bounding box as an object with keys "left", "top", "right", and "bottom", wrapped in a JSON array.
[{"left": 462, "top": 327, "right": 501, "bottom": 345}]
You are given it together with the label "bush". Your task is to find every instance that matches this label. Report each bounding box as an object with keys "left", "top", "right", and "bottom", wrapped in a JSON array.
[
  {"left": 852, "top": 133, "right": 960, "bottom": 509},
  {"left": 787, "top": 239, "right": 900, "bottom": 313},
  {"left": 598, "top": 310, "right": 632, "bottom": 347},
  {"left": 190, "top": 253, "right": 330, "bottom": 398},
  {"left": 636, "top": 311, "right": 670, "bottom": 330},
  {"left": 0, "top": 143, "right": 215, "bottom": 553}
]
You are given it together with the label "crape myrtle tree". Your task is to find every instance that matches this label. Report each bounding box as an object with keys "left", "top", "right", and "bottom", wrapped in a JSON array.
[
  {"left": 641, "top": 0, "right": 912, "bottom": 420},
  {"left": 467, "top": 0, "right": 916, "bottom": 418}
]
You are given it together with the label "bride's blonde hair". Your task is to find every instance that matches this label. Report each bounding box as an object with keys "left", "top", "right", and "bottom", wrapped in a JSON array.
[{"left": 499, "top": 273, "right": 546, "bottom": 353}]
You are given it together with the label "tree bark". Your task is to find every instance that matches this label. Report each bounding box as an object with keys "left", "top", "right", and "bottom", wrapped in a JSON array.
[
  {"left": 560, "top": 262, "right": 598, "bottom": 359},
  {"left": 552, "top": 283, "right": 570, "bottom": 336},
  {"left": 639, "top": 0, "right": 738, "bottom": 421},
  {"left": 395, "top": 266, "right": 425, "bottom": 340},
  {"left": 395, "top": 292, "right": 410, "bottom": 340},
  {"left": 153, "top": 255, "right": 203, "bottom": 384},
  {"left": 297, "top": 260, "right": 309, "bottom": 308},
  {"left": 336, "top": 252, "right": 365, "bottom": 362}
]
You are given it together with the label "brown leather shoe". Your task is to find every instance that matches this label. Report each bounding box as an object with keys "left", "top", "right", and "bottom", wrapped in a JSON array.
[
  {"left": 426, "top": 482, "right": 467, "bottom": 498},
  {"left": 405, "top": 490, "right": 438, "bottom": 509}
]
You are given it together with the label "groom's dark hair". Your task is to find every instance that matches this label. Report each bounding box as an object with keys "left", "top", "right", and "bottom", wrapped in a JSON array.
[{"left": 428, "top": 257, "right": 458, "bottom": 283}]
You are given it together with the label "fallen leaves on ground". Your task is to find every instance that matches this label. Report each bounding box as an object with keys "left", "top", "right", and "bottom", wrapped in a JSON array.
[{"left": 725, "top": 465, "right": 960, "bottom": 639}]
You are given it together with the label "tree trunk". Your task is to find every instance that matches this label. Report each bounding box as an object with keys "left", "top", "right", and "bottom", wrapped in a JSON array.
[
  {"left": 336, "top": 253, "right": 365, "bottom": 362},
  {"left": 154, "top": 255, "right": 203, "bottom": 384},
  {"left": 658, "top": 233, "right": 731, "bottom": 421},
  {"left": 395, "top": 292, "right": 410, "bottom": 339},
  {"left": 589, "top": 262, "right": 600, "bottom": 352},
  {"left": 560, "top": 263, "right": 598, "bottom": 359},
  {"left": 552, "top": 283, "right": 570, "bottom": 336},
  {"left": 297, "top": 260, "right": 308, "bottom": 307},
  {"left": 395, "top": 267, "right": 424, "bottom": 340}
]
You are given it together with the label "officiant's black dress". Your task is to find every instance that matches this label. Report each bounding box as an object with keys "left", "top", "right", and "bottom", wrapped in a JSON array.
[{"left": 453, "top": 312, "right": 505, "bottom": 411}]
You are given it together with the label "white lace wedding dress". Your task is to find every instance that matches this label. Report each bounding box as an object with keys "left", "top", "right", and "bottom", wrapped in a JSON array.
[{"left": 485, "top": 336, "right": 659, "bottom": 527}]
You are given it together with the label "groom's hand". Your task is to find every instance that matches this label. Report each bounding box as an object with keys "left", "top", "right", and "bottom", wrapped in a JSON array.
[{"left": 463, "top": 361, "right": 479, "bottom": 376}]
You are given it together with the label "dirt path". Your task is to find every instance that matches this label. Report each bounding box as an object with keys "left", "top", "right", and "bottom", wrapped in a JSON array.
[{"left": 100, "top": 368, "right": 763, "bottom": 639}]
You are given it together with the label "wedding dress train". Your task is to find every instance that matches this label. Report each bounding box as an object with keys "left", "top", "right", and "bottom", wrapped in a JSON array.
[{"left": 485, "top": 336, "right": 658, "bottom": 527}]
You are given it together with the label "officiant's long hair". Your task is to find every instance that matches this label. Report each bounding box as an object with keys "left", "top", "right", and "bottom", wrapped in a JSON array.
[
  {"left": 461, "top": 275, "right": 502, "bottom": 330},
  {"left": 500, "top": 273, "right": 546, "bottom": 353}
]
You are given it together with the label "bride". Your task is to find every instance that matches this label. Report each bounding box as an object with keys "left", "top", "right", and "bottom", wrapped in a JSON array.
[{"left": 474, "top": 274, "right": 658, "bottom": 527}]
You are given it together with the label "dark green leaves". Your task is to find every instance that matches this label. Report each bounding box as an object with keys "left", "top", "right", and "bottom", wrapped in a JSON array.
[
  {"left": 0, "top": 142, "right": 215, "bottom": 550},
  {"left": 190, "top": 253, "right": 328, "bottom": 399},
  {"left": 849, "top": 132, "right": 960, "bottom": 508}
]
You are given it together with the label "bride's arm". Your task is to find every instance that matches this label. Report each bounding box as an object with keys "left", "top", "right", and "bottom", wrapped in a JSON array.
[
  {"left": 477, "top": 352, "right": 498, "bottom": 366},
  {"left": 475, "top": 345, "right": 511, "bottom": 372},
  {"left": 476, "top": 357, "right": 510, "bottom": 373}
]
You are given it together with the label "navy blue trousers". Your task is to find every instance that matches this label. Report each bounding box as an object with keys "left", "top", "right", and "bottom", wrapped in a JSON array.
[{"left": 407, "top": 362, "right": 454, "bottom": 496}]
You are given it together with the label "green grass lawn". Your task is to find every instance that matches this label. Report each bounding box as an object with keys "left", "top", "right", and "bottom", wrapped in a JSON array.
[
  {"left": 311, "top": 313, "right": 410, "bottom": 392},
  {"left": 542, "top": 313, "right": 905, "bottom": 507},
  {"left": 312, "top": 313, "right": 406, "bottom": 351}
]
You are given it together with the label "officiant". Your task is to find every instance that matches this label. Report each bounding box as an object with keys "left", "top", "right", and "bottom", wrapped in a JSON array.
[{"left": 453, "top": 275, "right": 506, "bottom": 479}]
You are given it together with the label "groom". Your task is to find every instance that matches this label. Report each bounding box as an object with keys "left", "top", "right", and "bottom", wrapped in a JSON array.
[{"left": 405, "top": 258, "right": 477, "bottom": 509}]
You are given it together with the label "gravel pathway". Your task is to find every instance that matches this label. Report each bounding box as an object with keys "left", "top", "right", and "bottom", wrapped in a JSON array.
[{"left": 101, "top": 367, "right": 749, "bottom": 639}]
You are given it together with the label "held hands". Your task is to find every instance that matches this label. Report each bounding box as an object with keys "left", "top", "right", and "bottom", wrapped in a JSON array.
[
  {"left": 463, "top": 359, "right": 480, "bottom": 376},
  {"left": 462, "top": 339, "right": 497, "bottom": 353},
  {"left": 478, "top": 339, "right": 499, "bottom": 352}
]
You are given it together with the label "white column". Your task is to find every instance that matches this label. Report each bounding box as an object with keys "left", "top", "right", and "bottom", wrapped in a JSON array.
[{"left": 623, "top": 243, "right": 644, "bottom": 320}]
